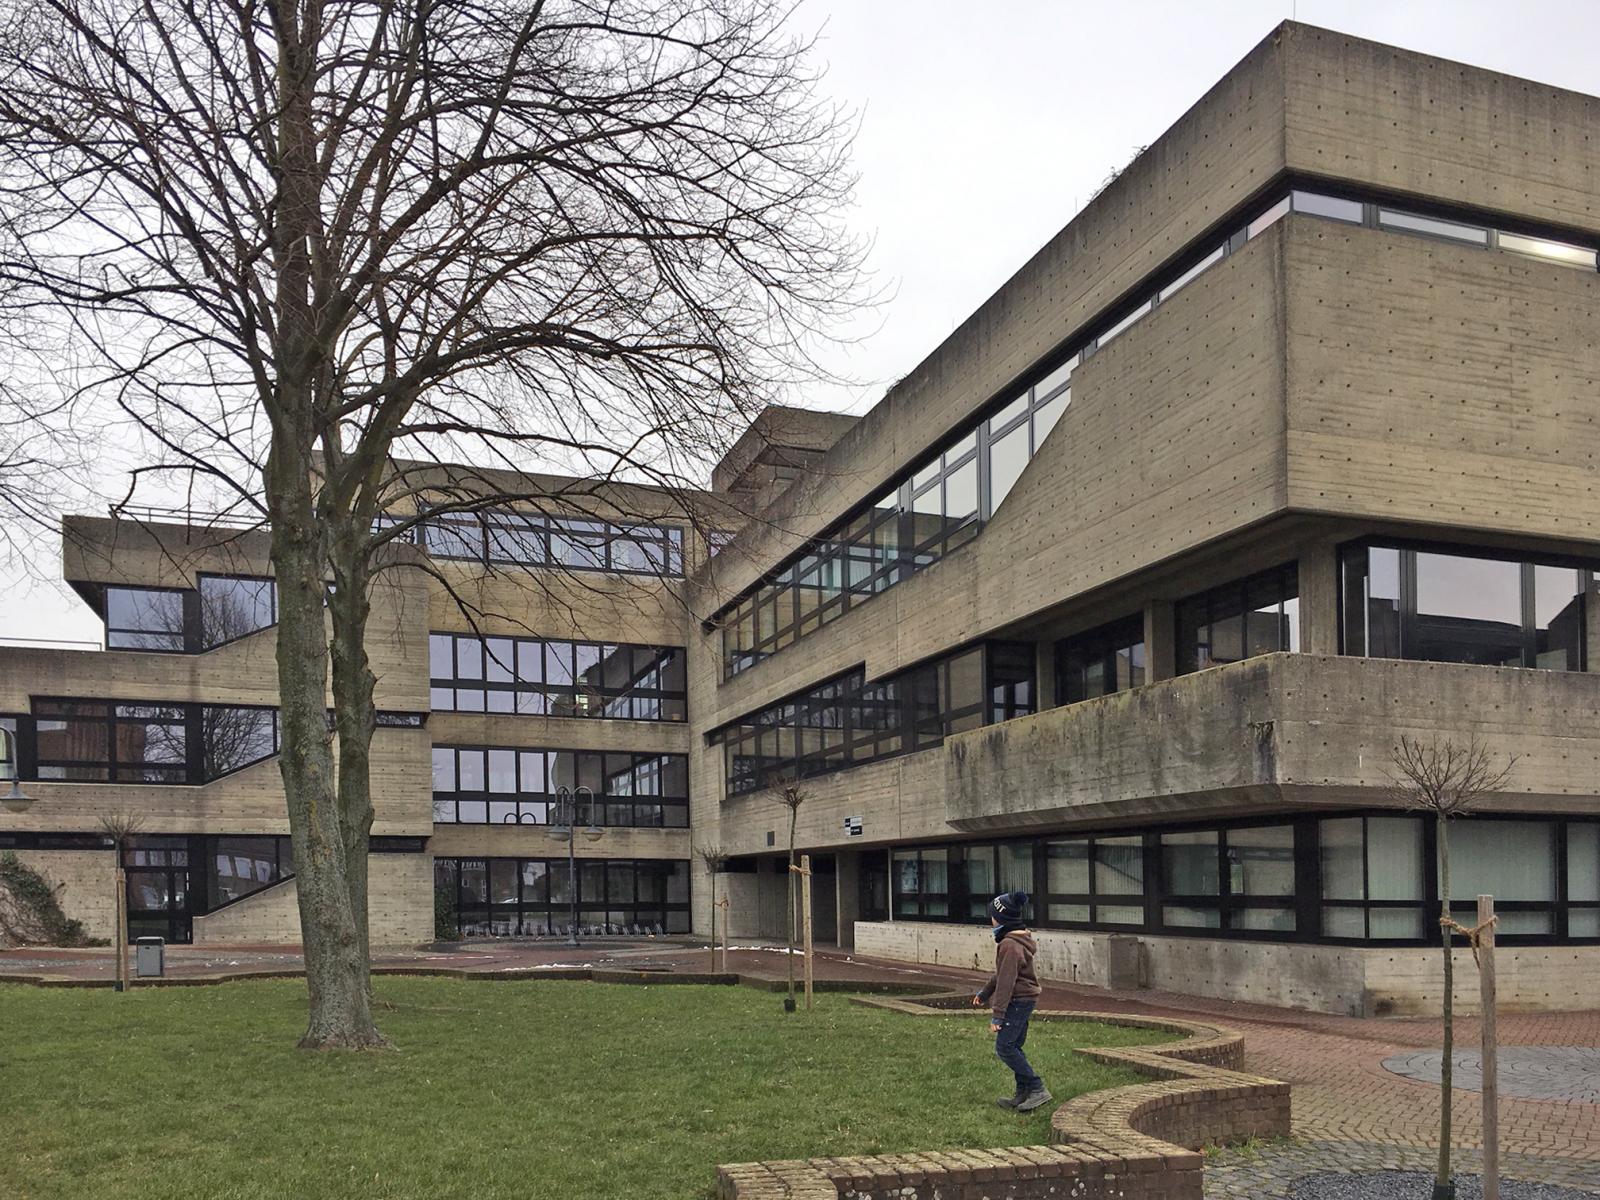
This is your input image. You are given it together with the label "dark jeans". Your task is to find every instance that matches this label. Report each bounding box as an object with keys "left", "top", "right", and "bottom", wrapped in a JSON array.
[{"left": 994, "top": 997, "right": 1042, "bottom": 1092}]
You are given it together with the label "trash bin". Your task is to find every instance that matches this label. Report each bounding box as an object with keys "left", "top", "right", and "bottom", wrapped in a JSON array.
[{"left": 135, "top": 936, "right": 165, "bottom": 978}]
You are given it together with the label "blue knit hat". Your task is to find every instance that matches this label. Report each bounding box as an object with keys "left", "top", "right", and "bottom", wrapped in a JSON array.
[{"left": 990, "top": 890, "right": 1028, "bottom": 922}]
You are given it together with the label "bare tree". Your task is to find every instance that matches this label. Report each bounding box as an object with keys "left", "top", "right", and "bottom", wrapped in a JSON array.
[
  {"left": 772, "top": 780, "right": 806, "bottom": 1011},
  {"left": 98, "top": 812, "right": 146, "bottom": 992},
  {"left": 0, "top": 0, "right": 863, "bottom": 1047},
  {"left": 695, "top": 843, "right": 727, "bottom": 972},
  {"left": 1388, "top": 735, "right": 1518, "bottom": 1195}
]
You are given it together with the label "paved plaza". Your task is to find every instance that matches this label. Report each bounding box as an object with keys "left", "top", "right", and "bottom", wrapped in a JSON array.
[{"left": 3, "top": 939, "right": 1596, "bottom": 1193}]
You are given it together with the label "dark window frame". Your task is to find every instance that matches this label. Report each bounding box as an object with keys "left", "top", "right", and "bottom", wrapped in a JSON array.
[
  {"left": 434, "top": 855, "right": 691, "bottom": 938},
  {"left": 428, "top": 632, "right": 687, "bottom": 722},
  {"left": 1338, "top": 537, "right": 1593, "bottom": 671},
  {"left": 431, "top": 744, "right": 689, "bottom": 829}
]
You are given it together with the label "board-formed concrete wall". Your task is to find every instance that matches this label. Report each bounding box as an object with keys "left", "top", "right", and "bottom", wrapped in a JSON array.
[
  {"left": 854, "top": 920, "right": 1600, "bottom": 1016},
  {"left": 189, "top": 853, "right": 434, "bottom": 946},
  {"left": 5, "top": 849, "right": 119, "bottom": 943}
]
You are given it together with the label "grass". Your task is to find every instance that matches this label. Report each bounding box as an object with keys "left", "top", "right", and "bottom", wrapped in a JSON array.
[{"left": 0, "top": 977, "right": 1165, "bottom": 1200}]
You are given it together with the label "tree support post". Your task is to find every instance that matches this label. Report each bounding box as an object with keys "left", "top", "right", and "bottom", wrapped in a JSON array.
[
  {"left": 1478, "top": 894, "right": 1499, "bottom": 1200},
  {"left": 796, "top": 855, "right": 814, "bottom": 1010}
]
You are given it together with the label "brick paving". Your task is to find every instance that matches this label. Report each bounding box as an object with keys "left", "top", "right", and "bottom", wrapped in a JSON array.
[
  {"left": 1204, "top": 1141, "right": 1600, "bottom": 1198},
  {"left": 1382, "top": 1048, "right": 1600, "bottom": 1105}
]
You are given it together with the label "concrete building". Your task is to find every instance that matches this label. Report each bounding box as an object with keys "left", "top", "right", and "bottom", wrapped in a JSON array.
[{"left": 4, "top": 23, "right": 1600, "bottom": 1014}]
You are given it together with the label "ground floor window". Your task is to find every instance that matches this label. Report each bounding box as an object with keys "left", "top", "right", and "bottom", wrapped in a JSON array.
[
  {"left": 433, "top": 856, "right": 690, "bottom": 938},
  {"left": 880, "top": 813, "right": 1600, "bottom": 945}
]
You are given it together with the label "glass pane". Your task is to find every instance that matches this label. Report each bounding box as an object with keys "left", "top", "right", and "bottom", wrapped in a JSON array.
[
  {"left": 1046, "top": 840, "right": 1090, "bottom": 895},
  {"left": 990, "top": 393, "right": 1028, "bottom": 431},
  {"left": 988, "top": 423, "right": 1029, "bottom": 511},
  {"left": 429, "top": 634, "right": 454, "bottom": 679},
  {"left": 1320, "top": 818, "right": 1365, "bottom": 900},
  {"left": 1032, "top": 389, "right": 1068, "bottom": 445},
  {"left": 944, "top": 459, "right": 978, "bottom": 523},
  {"left": 999, "top": 843, "right": 1034, "bottom": 896},
  {"left": 1533, "top": 565, "right": 1584, "bottom": 671},
  {"left": 1291, "top": 191, "right": 1364, "bottom": 223},
  {"left": 106, "top": 588, "right": 187, "bottom": 650},
  {"left": 199, "top": 577, "right": 275, "bottom": 646},
  {"left": 1234, "top": 907, "right": 1295, "bottom": 932},
  {"left": 1369, "top": 908, "right": 1425, "bottom": 939},
  {"left": 1567, "top": 909, "right": 1600, "bottom": 937},
  {"left": 1094, "top": 837, "right": 1143, "bottom": 897},
  {"left": 1322, "top": 907, "right": 1365, "bottom": 938},
  {"left": 1497, "top": 231, "right": 1597, "bottom": 269},
  {"left": 1246, "top": 196, "right": 1291, "bottom": 238},
  {"left": 1450, "top": 820, "right": 1554, "bottom": 902},
  {"left": 1163, "top": 831, "right": 1219, "bottom": 895},
  {"left": 1367, "top": 817, "right": 1423, "bottom": 901},
  {"left": 1569, "top": 823, "right": 1600, "bottom": 903},
  {"left": 1095, "top": 905, "right": 1144, "bottom": 926},
  {"left": 1379, "top": 209, "right": 1489, "bottom": 245},
  {"left": 1164, "top": 906, "right": 1221, "bottom": 928},
  {"left": 1228, "top": 826, "right": 1295, "bottom": 897},
  {"left": 1049, "top": 902, "right": 1090, "bottom": 923},
  {"left": 1414, "top": 552, "right": 1524, "bottom": 667}
]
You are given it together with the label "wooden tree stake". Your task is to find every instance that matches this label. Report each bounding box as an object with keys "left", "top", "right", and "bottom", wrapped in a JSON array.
[
  {"left": 1478, "top": 894, "right": 1499, "bottom": 1200},
  {"left": 800, "top": 854, "right": 814, "bottom": 1010}
]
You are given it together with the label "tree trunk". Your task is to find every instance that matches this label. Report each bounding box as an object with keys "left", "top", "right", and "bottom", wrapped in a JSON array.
[
  {"left": 708, "top": 872, "right": 717, "bottom": 973},
  {"left": 786, "top": 808, "right": 797, "bottom": 1007},
  {"left": 327, "top": 520, "right": 379, "bottom": 1002},
  {"left": 1437, "top": 810, "right": 1453, "bottom": 1189},
  {"left": 267, "top": 447, "right": 383, "bottom": 1049}
]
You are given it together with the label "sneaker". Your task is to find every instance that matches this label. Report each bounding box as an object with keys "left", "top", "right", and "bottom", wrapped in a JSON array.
[
  {"left": 994, "top": 1089, "right": 1025, "bottom": 1110},
  {"left": 1014, "top": 1087, "right": 1053, "bottom": 1112}
]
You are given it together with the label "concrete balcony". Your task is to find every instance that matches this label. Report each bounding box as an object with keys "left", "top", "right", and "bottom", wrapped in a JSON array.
[{"left": 944, "top": 653, "right": 1600, "bottom": 831}]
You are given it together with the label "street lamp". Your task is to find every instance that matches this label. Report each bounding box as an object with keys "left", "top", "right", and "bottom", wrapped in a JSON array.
[
  {"left": 549, "top": 785, "right": 601, "bottom": 948},
  {"left": 0, "top": 727, "right": 35, "bottom": 813}
]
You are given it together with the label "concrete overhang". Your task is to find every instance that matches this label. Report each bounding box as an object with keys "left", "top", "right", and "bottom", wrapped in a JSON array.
[{"left": 944, "top": 653, "right": 1600, "bottom": 832}]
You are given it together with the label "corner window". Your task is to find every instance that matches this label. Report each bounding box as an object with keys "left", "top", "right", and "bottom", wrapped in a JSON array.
[{"left": 1340, "top": 542, "right": 1590, "bottom": 670}]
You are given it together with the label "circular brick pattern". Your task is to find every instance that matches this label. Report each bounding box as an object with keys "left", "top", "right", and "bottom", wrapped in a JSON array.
[{"left": 1381, "top": 1046, "right": 1600, "bottom": 1104}]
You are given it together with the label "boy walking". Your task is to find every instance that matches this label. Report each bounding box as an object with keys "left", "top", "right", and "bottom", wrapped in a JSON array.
[{"left": 973, "top": 890, "right": 1049, "bottom": 1111}]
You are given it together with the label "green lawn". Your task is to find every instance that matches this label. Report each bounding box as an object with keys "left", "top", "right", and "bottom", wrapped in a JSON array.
[{"left": 0, "top": 978, "right": 1163, "bottom": 1200}]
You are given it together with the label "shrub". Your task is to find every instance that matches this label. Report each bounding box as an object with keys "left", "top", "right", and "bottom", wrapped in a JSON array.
[{"left": 0, "top": 852, "right": 93, "bottom": 947}]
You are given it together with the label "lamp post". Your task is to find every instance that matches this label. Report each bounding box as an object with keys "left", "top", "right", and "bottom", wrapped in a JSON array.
[
  {"left": 0, "top": 727, "right": 35, "bottom": 813},
  {"left": 550, "top": 785, "right": 601, "bottom": 948}
]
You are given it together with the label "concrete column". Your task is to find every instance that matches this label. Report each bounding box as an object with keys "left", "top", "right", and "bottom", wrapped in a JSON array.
[
  {"left": 1585, "top": 580, "right": 1600, "bottom": 671},
  {"left": 835, "top": 850, "right": 861, "bottom": 950},
  {"left": 1035, "top": 640, "right": 1056, "bottom": 708},
  {"left": 1145, "top": 601, "right": 1177, "bottom": 681},
  {"left": 1298, "top": 539, "right": 1342, "bottom": 656}
]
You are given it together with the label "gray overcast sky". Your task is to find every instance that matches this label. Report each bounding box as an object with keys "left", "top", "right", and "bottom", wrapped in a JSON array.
[{"left": 4, "top": 0, "right": 1597, "bottom": 643}]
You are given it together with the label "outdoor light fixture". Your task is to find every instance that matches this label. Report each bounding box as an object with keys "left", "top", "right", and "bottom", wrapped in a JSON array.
[{"left": 0, "top": 727, "right": 34, "bottom": 813}]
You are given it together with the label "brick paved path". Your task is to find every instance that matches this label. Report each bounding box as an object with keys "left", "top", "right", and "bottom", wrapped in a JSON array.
[{"left": 1204, "top": 1141, "right": 1600, "bottom": 1198}]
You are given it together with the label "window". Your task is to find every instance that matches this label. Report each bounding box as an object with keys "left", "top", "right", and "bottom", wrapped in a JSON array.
[
  {"left": 23, "top": 699, "right": 277, "bottom": 784},
  {"left": 1341, "top": 542, "right": 1590, "bottom": 670},
  {"left": 198, "top": 576, "right": 277, "bottom": 648},
  {"left": 1161, "top": 826, "right": 1294, "bottom": 933},
  {"left": 429, "top": 633, "right": 686, "bottom": 721},
  {"left": 1045, "top": 835, "right": 1145, "bottom": 926},
  {"left": 1320, "top": 816, "right": 1426, "bottom": 939},
  {"left": 714, "top": 187, "right": 1599, "bottom": 680},
  {"left": 399, "top": 510, "right": 684, "bottom": 578},
  {"left": 435, "top": 856, "right": 690, "bottom": 938},
  {"left": 102, "top": 576, "right": 276, "bottom": 653},
  {"left": 717, "top": 642, "right": 1033, "bottom": 798},
  {"left": 105, "top": 588, "right": 187, "bottom": 651},
  {"left": 1176, "top": 564, "right": 1298, "bottom": 675},
  {"left": 432, "top": 746, "right": 688, "bottom": 828},
  {"left": 1449, "top": 820, "right": 1556, "bottom": 936},
  {"left": 1568, "top": 822, "right": 1600, "bottom": 938},
  {"left": 893, "top": 848, "right": 950, "bottom": 918},
  {"left": 1056, "top": 615, "right": 1146, "bottom": 704}
]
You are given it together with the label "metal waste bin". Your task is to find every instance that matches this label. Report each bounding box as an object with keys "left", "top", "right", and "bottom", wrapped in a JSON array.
[{"left": 135, "top": 936, "right": 165, "bottom": 978}]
